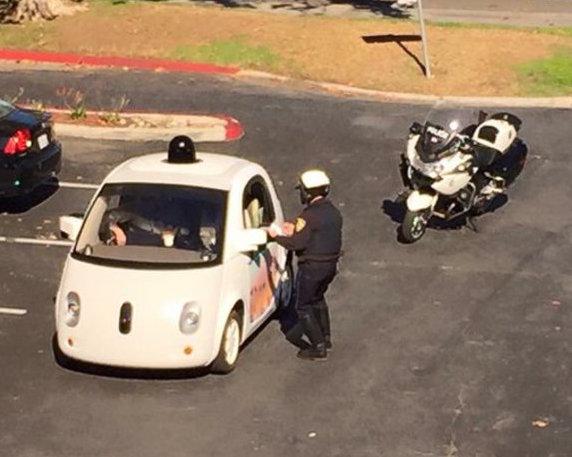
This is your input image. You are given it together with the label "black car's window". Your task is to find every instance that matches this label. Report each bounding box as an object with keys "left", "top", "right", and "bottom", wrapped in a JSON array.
[
  {"left": 75, "top": 183, "right": 227, "bottom": 266},
  {"left": 0, "top": 100, "right": 14, "bottom": 118}
]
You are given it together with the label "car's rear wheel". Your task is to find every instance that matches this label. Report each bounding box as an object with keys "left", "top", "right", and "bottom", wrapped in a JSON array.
[{"left": 211, "top": 310, "right": 241, "bottom": 374}]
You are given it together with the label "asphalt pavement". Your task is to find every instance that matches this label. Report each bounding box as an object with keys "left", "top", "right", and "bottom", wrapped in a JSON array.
[{"left": 0, "top": 68, "right": 571, "bottom": 457}]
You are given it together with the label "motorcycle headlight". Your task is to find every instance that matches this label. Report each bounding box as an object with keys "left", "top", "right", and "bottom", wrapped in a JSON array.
[
  {"left": 179, "top": 302, "right": 201, "bottom": 335},
  {"left": 65, "top": 292, "right": 81, "bottom": 327},
  {"left": 416, "top": 161, "right": 443, "bottom": 177},
  {"left": 431, "top": 163, "right": 445, "bottom": 174}
]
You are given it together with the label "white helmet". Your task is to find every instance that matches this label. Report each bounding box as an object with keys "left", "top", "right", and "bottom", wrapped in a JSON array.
[
  {"left": 298, "top": 169, "right": 330, "bottom": 204},
  {"left": 300, "top": 170, "right": 330, "bottom": 189}
]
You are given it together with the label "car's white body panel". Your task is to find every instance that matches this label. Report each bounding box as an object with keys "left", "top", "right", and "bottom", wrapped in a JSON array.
[
  {"left": 55, "top": 151, "right": 287, "bottom": 369},
  {"left": 56, "top": 260, "right": 225, "bottom": 368}
]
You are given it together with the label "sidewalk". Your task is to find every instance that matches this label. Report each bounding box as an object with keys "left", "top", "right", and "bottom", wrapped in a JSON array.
[
  {"left": 421, "top": 8, "right": 572, "bottom": 27},
  {"left": 394, "top": 0, "right": 572, "bottom": 26},
  {"left": 189, "top": 0, "right": 572, "bottom": 26}
]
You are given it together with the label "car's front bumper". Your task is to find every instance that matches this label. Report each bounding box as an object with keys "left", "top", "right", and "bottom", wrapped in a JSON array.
[
  {"left": 56, "top": 326, "right": 217, "bottom": 370},
  {"left": 0, "top": 141, "right": 62, "bottom": 197}
]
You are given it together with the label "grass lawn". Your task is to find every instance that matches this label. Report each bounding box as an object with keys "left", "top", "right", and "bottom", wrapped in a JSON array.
[
  {"left": 0, "top": 0, "right": 571, "bottom": 97},
  {"left": 170, "top": 38, "right": 280, "bottom": 68},
  {"left": 517, "top": 48, "right": 572, "bottom": 96}
]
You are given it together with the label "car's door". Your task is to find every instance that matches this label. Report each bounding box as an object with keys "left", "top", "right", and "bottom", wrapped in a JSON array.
[{"left": 241, "top": 176, "right": 282, "bottom": 331}]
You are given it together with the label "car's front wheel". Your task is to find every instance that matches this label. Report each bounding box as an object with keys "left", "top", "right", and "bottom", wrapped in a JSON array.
[{"left": 211, "top": 310, "right": 242, "bottom": 374}]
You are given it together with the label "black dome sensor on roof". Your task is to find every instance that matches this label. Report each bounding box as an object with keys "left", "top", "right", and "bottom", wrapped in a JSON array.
[{"left": 168, "top": 135, "right": 197, "bottom": 163}]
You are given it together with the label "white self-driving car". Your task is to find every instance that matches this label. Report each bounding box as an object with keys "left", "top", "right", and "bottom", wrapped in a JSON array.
[{"left": 55, "top": 140, "right": 292, "bottom": 374}]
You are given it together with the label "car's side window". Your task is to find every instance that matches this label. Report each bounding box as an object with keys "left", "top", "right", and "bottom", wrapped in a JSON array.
[{"left": 242, "top": 176, "right": 276, "bottom": 229}]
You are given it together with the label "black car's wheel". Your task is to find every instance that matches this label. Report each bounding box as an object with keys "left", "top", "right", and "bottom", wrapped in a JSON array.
[{"left": 400, "top": 210, "right": 428, "bottom": 243}]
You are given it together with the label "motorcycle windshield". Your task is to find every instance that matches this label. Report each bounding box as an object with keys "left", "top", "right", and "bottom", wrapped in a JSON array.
[{"left": 417, "top": 103, "right": 481, "bottom": 162}]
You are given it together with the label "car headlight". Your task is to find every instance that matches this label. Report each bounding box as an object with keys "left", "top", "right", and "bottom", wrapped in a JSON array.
[
  {"left": 65, "top": 292, "right": 81, "bottom": 327},
  {"left": 179, "top": 302, "right": 201, "bottom": 335}
]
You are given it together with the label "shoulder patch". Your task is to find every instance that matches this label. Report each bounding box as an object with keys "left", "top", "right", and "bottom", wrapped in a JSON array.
[{"left": 295, "top": 217, "right": 307, "bottom": 233}]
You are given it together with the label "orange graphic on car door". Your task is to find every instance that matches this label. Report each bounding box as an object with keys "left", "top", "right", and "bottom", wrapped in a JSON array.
[{"left": 249, "top": 250, "right": 280, "bottom": 322}]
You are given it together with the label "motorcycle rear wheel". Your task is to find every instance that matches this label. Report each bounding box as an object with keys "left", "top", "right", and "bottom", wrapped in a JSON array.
[{"left": 400, "top": 210, "right": 428, "bottom": 243}]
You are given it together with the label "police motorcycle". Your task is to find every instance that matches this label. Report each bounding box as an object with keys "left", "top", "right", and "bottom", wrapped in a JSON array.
[{"left": 398, "top": 104, "right": 525, "bottom": 243}]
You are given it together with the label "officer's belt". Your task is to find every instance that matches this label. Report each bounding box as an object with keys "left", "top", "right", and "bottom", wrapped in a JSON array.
[{"left": 299, "top": 253, "right": 341, "bottom": 263}]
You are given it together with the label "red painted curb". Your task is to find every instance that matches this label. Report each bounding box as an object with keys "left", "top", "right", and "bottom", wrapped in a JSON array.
[
  {"left": 0, "top": 49, "right": 240, "bottom": 75},
  {"left": 19, "top": 104, "right": 245, "bottom": 142},
  {"left": 221, "top": 116, "right": 245, "bottom": 141}
]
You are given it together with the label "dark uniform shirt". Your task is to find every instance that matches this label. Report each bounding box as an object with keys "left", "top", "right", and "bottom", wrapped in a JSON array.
[{"left": 275, "top": 198, "right": 342, "bottom": 263}]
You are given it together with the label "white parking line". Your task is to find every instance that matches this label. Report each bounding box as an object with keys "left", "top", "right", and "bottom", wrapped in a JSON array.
[
  {"left": 0, "top": 307, "right": 28, "bottom": 316},
  {"left": 0, "top": 236, "right": 73, "bottom": 247},
  {"left": 50, "top": 181, "right": 99, "bottom": 190}
]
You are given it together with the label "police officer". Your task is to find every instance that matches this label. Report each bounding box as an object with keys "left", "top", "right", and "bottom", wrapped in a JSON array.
[{"left": 268, "top": 170, "right": 342, "bottom": 361}]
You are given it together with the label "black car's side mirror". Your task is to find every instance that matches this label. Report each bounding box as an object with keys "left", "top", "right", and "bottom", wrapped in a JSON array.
[{"left": 409, "top": 122, "right": 423, "bottom": 135}]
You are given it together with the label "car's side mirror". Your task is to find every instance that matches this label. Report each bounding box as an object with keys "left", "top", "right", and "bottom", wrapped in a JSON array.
[
  {"left": 59, "top": 215, "right": 83, "bottom": 241},
  {"left": 409, "top": 122, "right": 423, "bottom": 135},
  {"left": 235, "top": 228, "right": 268, "bottom": 253}
]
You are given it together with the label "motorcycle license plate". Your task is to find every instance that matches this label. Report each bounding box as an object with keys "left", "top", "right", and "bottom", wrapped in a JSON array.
[{"left": 37, "top": 134, "right": 49, "bottom": 150}]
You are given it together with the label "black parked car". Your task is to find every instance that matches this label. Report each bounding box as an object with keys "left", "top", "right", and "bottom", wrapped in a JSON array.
[{"left": 0, "top": 99, "right": 61, "bottom": 198}]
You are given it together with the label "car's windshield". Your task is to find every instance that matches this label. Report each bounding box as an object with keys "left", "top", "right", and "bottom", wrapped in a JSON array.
[
  {"left": 74, "top": 183, "right": 227, "bottom": 266},
  {"left": 0, "top": 100, "right": 14, "bottom": 118}
]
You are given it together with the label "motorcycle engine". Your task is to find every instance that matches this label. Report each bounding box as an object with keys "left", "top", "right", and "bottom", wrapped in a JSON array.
[{"left": 456, "top": 183, "right": 477, "bottom": 210}]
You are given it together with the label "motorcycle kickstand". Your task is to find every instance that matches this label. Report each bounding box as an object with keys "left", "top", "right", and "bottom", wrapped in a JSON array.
[
  {"left": 396, "top": 190, "right": 409, "bottom": 203},
  {"left": 466, "top": 216, "right": 479, "bottom": 233}
]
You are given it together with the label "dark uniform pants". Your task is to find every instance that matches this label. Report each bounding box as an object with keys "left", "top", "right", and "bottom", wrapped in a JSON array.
[{"left": 293, "top": 261, "right": 337, "bottom": 347}]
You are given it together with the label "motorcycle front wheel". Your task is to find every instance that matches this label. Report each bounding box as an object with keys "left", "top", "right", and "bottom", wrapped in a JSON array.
[{"left": 400, "top": 210, "right": 428, "bottom": 243}]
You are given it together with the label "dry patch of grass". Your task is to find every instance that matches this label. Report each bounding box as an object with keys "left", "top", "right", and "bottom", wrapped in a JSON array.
[{"left": 1, "top": 1, "right": 571, "bottom": 96}]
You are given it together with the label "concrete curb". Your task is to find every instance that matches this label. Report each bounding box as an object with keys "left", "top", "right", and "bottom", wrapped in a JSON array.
[
  {"left": 0, "top": 49, "right": 239, "bottom": 75},
  {"left": 45, "top": 109, "right": 244, "bottom": 142},
  {"left": 238, "top": 71, "right": 572, "bottom": 109},
  {"left": 2, "top": 49, "right": 570, "bottom": 109}
]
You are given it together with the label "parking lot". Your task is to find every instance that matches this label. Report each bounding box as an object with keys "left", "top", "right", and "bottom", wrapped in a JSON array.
[{"left": 0, "top": 69, "right": 571, "bottom": 457}]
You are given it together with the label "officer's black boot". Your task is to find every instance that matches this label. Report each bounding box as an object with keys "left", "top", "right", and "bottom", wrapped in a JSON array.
[
  {"left": 285, "top": 321, "right": 310, "bottom": 350},
  {"left": 297, "top": 312, "right": 327, "bottom": 361},
  {"left": 297, "top": 343, "right": 327, "bottom": 361},
  {"left": 316, "top": 307, "right": 332, "bottom": 350}
]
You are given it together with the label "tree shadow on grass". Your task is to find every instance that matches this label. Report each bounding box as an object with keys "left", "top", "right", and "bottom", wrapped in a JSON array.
[
  {"left": 139, "top": 0, "right": 414, "bottom": 17},
  {"left": 344, "top": 0, "right": 412, "bottom": 17}
]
